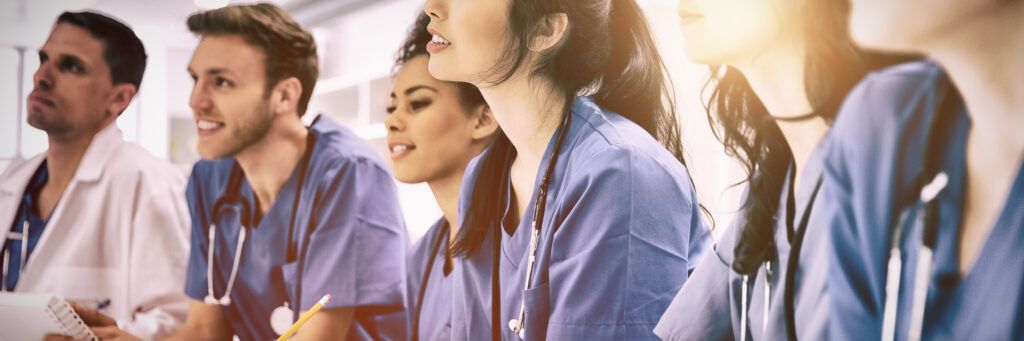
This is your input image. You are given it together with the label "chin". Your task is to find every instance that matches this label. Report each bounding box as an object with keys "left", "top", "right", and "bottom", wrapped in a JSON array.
[
  {"left": 427, "top": 57, "right": 462, "bottom": 83},
  {"left": 196, "top": 144, "right": 230, "bottom": 160},
  {"left": 392, "top": 169, "right": 428, "bottom": 185}
]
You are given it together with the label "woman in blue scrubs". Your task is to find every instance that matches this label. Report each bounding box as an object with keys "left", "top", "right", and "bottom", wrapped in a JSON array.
[
  {"left": 654, "top": 0, "right": 909, "bottom": 339},
  {"left": 421, "top": 0, "right": 712, "bottom": 339},
  {"left": 823, "top": 0, "right": 1024, "bottom": 339},
  {"left": 386, "top": 13, "right": 498, "bottom": 341}
]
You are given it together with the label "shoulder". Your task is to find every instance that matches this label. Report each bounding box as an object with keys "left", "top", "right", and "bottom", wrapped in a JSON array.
[
  {"left": 565, "top": 98, "right": 696, "bottom": 204},
  {"left": 104, "top": 141, "right": 188, "bottom": 197},
  {"left": 831, "top": 60, "right": 947, "bottom": 148},
  {"left": 309, "top": 116, "right": 392, "bottom": 180}
]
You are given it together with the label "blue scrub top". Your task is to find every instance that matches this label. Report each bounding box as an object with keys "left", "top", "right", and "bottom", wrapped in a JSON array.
[
  {"left": 184, "top": 116, "right": 409, "bottom": 340},
  {"left": 655, "top": 136, "right": 832, "bottom": 340},
  {"left": 452, "top": 96, "right": 712, "bottom": 340},
  {"left": 405, "top": 219, "right": 454, "bottom": 341},
  {"left": 822, "top": 60, "right": 1024, "bottom": 340}
]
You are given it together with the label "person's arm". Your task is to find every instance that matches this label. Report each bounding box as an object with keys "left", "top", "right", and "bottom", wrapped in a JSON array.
[
  {"left": 288, "top": 157, "right": 406, "bottom": 337},
  {"left": 286, "top": 307, "right": 355, "bottom": 341},
  {"left": 542, "top": 147, "right": 705, "bottom": 340},
  {"left": 160, "top": 301, "right": 233, "bottom": 340},
  {"left": 654, "top": 213, "right": 745, "bottom": 341},
  {"left": 120, "top": 184, "right": 192, "bottom": 338}
]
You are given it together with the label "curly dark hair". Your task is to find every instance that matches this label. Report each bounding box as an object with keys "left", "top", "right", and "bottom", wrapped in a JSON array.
[{"left": 394, "top": 12, "right": 485, "bottom": 111}]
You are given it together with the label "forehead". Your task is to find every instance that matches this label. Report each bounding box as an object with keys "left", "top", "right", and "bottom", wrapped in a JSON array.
[
  {"left": 394, "top": 55, "right": 448, "bottom": 94},
  {"left": 188, "top": 34, "right": 267, "bottom": 77},
  {"left": 42, "top": 23, "right": 107, "bottom": 67}
]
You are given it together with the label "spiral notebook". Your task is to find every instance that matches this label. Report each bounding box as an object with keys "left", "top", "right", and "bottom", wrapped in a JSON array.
[{"left": 0, "top": 293, "right": 98, "bottom": 341}]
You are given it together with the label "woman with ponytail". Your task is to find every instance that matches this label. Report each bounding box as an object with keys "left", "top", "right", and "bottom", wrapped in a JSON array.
[
  {"left": 654, "top": 0, "right": 910, "bottom": 340},
  {"left": 421, "top": 0, "right": 712, "bottom": 339}
]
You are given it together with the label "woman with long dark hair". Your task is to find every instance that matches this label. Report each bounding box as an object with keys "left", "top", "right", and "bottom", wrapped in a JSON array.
[
  {"left": 386, "top": 13, "right": 498, "bottom": 341},
  {"left": 655, "top": 0, "right": 908, "bottom": 339},
  {"left": 421, "top": 0, "right": 712, "bottom": 339}
]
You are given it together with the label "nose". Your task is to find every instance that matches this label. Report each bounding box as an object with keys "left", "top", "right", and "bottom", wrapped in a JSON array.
[
  {"left": 189, "top": 82, "right": 212, "bottom": 114},
  {"left": 423, "top": 0, "right": 445, "bottom": 20},
  {"left": 33, "top": 60, "right": 54, "bottom": 92},
  {"left": 384, "top": 109, "right": 404, "bottom": 132}
]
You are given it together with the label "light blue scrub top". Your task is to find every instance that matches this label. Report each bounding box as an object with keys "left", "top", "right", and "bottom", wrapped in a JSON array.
[
  {"left": 405, "top": 219, "right": 454, "bottom": 341},
  {"left": 654, "top": 136, "right": 832, "bottom": 340},
  {"left": 184, "top": 116, "right": 409, "bottom": 340},
  {"left": 822, "top": 60, "right": 1024, "bottom": 340},
  {"left": 451, "top": 96, "right": 713, "bottom": 340}
]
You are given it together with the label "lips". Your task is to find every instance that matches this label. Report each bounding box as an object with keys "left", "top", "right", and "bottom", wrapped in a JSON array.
[
  {"left": 678, "top": 10, "right": 704, "bottom": 25},
  {"left": 387, "top": 141, "right": 416, "bottom": 160},
  {"left": 195, "top": 118, "right": 225, "bottom": 137},
  {"left": 28, "top": 92, "right": 55, "bottom": 107},
  {"left": 426, "top": 27, "right": 451, "bottom": 54}
]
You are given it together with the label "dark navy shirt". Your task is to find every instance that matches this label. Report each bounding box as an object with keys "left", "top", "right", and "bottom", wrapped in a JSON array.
[{"left": 3, "top": 160, "right": 49, "bottom": 291}]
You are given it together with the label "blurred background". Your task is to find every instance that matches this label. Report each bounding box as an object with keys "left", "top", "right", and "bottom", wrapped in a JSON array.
[{"left": 0, "top": 0, "right": 744, "bottom": 243}]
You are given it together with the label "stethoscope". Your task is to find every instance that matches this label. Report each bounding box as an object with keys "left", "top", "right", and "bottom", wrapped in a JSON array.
[
  {"left": 204, "top": 127, "right": 318, "bottom": 334},
  {"left": 880, "top": 81, "right": 956, "bottom": 341},
  {"left": 1, "top": 211, "right": 32, "bottom": 292},
  {"left": 496, "top": 109, "right": 572, "bottom": 340},
  {"left": 737, "top": 165, "right": 823, "bottom": 341},
  {"left": 1, "top": 167, "right": 47, "bottom": 292},
  {"left": 411, "top": 221, "right": 450, "bottom": 341}
]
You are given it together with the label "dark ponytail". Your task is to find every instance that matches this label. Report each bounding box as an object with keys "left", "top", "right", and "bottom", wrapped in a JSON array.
[
  {"left": 596, "top": 0, "right": 685, "bottom": 160},
  {"left": 452, "top": 0, "right": 697, "bottom": 256}
]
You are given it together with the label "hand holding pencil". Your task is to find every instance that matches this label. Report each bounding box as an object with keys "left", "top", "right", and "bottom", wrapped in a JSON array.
[{"left": 276, "top": 294, "right": 332, "bottom": 341}]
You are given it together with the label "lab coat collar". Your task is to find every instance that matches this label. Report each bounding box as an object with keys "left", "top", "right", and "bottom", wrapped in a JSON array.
[
  {"left": 73, "top": 123, "right": 124, "bottom": 183},
  {"left": 0, "top": 155, "right": 45, "bottom": 196},
  {"left": 0, "top": 123, "right": 124, "bottom": 195}
]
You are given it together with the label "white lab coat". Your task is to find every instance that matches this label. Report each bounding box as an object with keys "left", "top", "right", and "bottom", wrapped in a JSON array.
[{"left": 0, "top": 124, "right": 190, "bottom": 339}]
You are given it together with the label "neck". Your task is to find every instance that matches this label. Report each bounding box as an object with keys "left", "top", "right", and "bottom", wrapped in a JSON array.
[
  {"left": 477, "top": 74, "right": 565, "bottom": 166},
  {"left": 235, "top": 117, "right": 309, "bottom": 214},
  {"left": 927, "top": 4, "right": 1024, "bottom": 153},
  {"left": 734, "top": 41, "right": 828, "bottom": 180},
  {"left": 44, "top": 123, "right": 108, "bottom": 191},
  {"left": 427, "top": 169, "right": 465, "bottom": 241}
]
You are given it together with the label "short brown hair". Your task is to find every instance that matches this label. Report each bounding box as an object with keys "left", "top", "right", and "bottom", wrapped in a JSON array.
[{"left": 187, "top": 3, "right": 318, "bottom": 116}]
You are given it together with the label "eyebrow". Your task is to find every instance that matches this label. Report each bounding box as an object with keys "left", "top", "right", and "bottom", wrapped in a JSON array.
[
  {"left": 186, "top": 66, "right": 236, "bottom": 78},
  {"left": 39, "top": 50, "right": 88, "bottom": 67},
  {"left": 390, "top": 85, "right": 438, "bottom": 98}
]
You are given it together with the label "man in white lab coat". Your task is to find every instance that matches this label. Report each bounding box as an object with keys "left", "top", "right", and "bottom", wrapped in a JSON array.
[{"left": 0, "top": 11, "right": 190, "bottom": 339}]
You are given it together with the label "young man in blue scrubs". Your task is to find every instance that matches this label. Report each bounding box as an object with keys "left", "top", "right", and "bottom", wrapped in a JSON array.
[
  {"left": 179, "top": 4, "right": 407, "bottom": 340},
  {"left": 823, "top": 0, "right": 1024, "bottom": 339},
  {"left": 76, "top": 4, "right": 409, "bottom": 340}
]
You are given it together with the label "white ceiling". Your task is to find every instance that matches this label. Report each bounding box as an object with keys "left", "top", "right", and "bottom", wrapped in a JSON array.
[{"left": 0, "top": 0, "right": 390, "bottom": 48}]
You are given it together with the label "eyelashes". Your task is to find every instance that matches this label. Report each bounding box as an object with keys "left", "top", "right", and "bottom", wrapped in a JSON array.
[{"left": 386, "top": 98, "right": 434, "bottom": 114}]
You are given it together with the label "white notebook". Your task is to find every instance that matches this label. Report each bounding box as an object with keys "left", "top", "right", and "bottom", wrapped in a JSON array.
[{"left": 0, "top": 292, "right": 98, "bottom": 341}]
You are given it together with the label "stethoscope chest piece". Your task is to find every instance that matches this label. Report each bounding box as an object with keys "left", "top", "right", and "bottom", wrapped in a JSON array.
[
  {"left": 508, "top": 318, "right": 524, "bottom": 339},
  {"left": 270, "top": 301, "right": 295, "bottom": 336},
  {"left": 204, "top": 294, "right": 231, "bottom": 306}
]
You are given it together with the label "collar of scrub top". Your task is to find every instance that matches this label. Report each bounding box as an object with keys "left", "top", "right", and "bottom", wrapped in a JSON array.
[
  {"left": 503, "top": 108, "right": 573, "bottom": 341},
  {"left": 2, "top": 160, "right": 50, "bottom": 292},
  {"left": 880, "top": 78, "right": 959, "bottom": 341},
  {"left": 204, "top": 127, "right": 318, "bottom": 308}
]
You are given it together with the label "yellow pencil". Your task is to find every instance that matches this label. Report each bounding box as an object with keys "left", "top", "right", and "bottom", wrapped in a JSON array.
[{"left": 276, "top": 294, "right": 332, "bottom": 341}]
